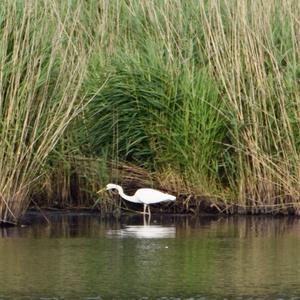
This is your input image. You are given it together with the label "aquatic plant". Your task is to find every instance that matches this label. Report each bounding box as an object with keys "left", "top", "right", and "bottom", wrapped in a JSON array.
[
  {"left": 82, "top": 0, "right": 300, "bottom": 213},
  {"left": 200, "top": 0, "right": 300, "bottom": 213},
  {"left": 2, "top": 0, "right": 300, "bottom": 218},
  {"left": 0, "top": 1, "right": 90, "bottom": 223}
]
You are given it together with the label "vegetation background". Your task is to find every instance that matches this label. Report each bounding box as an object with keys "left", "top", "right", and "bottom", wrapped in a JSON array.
[{"left": 0, "top": 0, "right": 300, "bottom": 223}]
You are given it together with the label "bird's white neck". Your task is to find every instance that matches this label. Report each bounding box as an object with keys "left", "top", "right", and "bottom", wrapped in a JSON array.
[{"left": 115, "top": 185, "right": 140, "bottom": 203}]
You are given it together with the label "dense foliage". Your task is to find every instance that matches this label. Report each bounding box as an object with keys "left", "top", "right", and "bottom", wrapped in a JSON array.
[{"left": 1, "top": 0, "right": 300, "bottom": 222}]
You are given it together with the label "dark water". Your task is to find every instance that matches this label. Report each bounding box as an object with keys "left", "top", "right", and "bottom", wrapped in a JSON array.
[{"left": 0, "top": 212, "right": 300, "bottom": 299}]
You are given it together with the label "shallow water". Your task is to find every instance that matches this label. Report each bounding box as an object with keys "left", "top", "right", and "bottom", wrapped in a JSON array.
[{"left": 0, "top": 212, "right": 300, "bottom": 299}]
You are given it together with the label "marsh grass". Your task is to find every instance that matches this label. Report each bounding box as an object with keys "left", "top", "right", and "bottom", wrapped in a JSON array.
[
  {"left": 82, "top": 0, "right": 300, "bottom": 214},
  {"left": 2, "top": 0, "right": 300, "bottom": 218},
  {"left": 199, "top": 0, "right": 300, "bottom": 212},
  {"left": 0, "top": 1, "right": 92, "bottom": 223},
  {"left": 85, "top": 0, "right": 229, "bottom": 199}
]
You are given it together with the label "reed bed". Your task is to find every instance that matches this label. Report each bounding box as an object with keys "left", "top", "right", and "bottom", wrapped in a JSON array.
[
  {"left": 1, "top": 0, "right": 300, "bottom": 221},
  {"left": 0, "top": 1, "right": 91, "bottom": 223},
  {"left": 82, "top": 0, "right": 300, "bottom": 214},
  {"left": 199, "top": 0, "right": 300, "bottom": 213}
]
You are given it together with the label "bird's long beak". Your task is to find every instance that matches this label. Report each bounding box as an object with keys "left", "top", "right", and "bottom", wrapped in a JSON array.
[{"left": 97, "top": 187, "right": 106, "bottom": 194}]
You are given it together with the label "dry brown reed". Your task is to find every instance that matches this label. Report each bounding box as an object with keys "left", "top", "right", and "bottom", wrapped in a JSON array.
[
  {"left": 0, "top": 1, "right": 91, "bottom": 223},
  {"left": 3, "top": 0, "right": 300, "bottom": 218},
  {"left": 199, "top": 0, "right": 300, "bottom": 213}
]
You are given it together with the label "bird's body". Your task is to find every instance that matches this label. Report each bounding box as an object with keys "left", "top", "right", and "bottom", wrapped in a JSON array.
[
  {"left": 134, "top": 188, "right": 175, "bottom": 204},
  {"left": 106, "top": 183, "right": 176, "bottom": 216}
]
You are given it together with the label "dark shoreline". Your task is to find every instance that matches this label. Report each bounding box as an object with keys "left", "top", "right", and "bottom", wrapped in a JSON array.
[
  {"left": 0, "top": 201, "right": 298, "bottom": 227},
  {"left": 18, "top": 207, "right": 299, "bottom": 226}
]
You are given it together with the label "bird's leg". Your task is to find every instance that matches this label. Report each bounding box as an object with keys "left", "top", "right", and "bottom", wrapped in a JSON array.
[
  {"left": 143, "top": 204, "right": 147, "bottom": 215},
  {"left": 148, "top": 205, "right": 151, "bottom": 218},
  {"left": 148, "top": 208, "right": 151, "bottom": 223}
]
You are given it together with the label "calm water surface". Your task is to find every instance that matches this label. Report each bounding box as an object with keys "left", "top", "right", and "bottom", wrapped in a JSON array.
[{"left": 0, "top": 212, "right": 300, "bottom": 299}]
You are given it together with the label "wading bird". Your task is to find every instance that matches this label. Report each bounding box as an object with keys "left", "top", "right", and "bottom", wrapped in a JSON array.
[{"left": 106, "top": 183, "right": 176, "bottom": 217}]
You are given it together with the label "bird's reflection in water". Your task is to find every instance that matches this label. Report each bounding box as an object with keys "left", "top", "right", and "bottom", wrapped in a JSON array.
[{"left": 106, "top": 215, "right": 176, "bottom": 239}]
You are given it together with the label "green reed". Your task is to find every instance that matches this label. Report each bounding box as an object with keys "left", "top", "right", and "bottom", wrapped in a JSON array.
[
  {"left": 81, "top": 0, "right": 300, "bottom": 213},
  {"left": 2, "top": 0, "right": 300, "bottom": 219},
  {"left": 0, "top": 1, "right": 91, "bottom": 223}
]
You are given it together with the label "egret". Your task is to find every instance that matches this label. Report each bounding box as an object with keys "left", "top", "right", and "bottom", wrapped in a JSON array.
[{"left": 106, "top": 183, "right": 176, "bottom": 217}]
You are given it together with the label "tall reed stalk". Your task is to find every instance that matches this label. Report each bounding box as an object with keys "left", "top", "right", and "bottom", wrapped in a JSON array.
[
  {"left": 0, "top": 1, "right": 89, "bottom": 223},
  {"left": 199, "top": 0, "right": 300, "bottom": 212}
]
